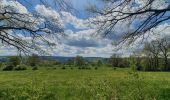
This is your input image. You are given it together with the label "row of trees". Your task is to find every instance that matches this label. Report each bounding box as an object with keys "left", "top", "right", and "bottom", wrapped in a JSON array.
[
  {"left": 108, "top": 37, "right": 170, "bottom": 71},
  {"left": 1, "top": 54, "right": 41, "bottom": 71},
  {"left": 142, "top": 37, "right": 170, "bottom": 71},
  {"left": 65, "top": 56, "right": 103, "bottom": 69},
  {"left": 1, "top": 45, "right": 169, "bottom": 71},
  {"left": 1, "top": 55, "right": 104, "bottom": 71}
]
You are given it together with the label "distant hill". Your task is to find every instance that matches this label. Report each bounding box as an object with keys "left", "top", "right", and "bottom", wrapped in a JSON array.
[
  {"left": 40, "top": 56, "right": 109, "bottom": 63},
  {"left": 0, "top": 56, "right": 109, "bottom": 63}
]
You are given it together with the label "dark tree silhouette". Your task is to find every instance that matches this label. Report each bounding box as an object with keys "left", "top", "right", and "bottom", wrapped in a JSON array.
[
  {"left": 0, "top": 0, "right": 71, "bottom": 55},
  {"left": 88, "top": 0, "right": 170, "bottom": 43}
]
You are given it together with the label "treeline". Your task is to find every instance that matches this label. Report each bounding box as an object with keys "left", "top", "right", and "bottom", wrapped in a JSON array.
[
  {"left": 109, "top": 37, "right": 170, "bottom": 71},
  {"left": 108, "top": 54, "right": 170, "bottom": 71},
  {"left": 0, "top": 41, "right": 169, "bottom": 72},
  {"left": 0, "top": 55, "right": 104, "bottom": 71},
  {"left": 0, "top": 54, "right": 60, "bottom": 71}
]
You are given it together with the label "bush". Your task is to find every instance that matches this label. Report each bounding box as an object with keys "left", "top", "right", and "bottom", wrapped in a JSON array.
[
  {"left": 61, "top": 66, "right": 66, "bottom": 69},
  {"left": 113, "top": 67, "right": 117, "bottom": 70},
  {"left": 3, "top": 65, "right": 14, "bottom": 71},
  {"left": 14, "top": 65, "right": 27, "bottom": 71},
  {"left": 9, "top": 56, "right": 21, "bottom": 67},
  {"left": 82, "top": 66, "right": 86, "bottom": 69},
  {"left": 95, "top": 67, "right": 98, "bottom": 70},
  {"left": 32, "top": 66, "right": 38, "bottom": 70},
  {"left": 86, "top": 67, "right": 91, "bottom": 70},
  {"left": 53, "top": 67, "right": 57, "bottom": 70}
]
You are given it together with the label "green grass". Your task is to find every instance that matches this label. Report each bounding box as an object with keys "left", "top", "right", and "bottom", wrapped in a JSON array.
[{"left": 0, "top": 67, "right": 170, "bottom": 100}]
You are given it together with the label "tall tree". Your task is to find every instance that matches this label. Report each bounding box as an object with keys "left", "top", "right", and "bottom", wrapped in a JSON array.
[
  {"left": 74, "top": 56, "right": 85, "bottom": 67},
  {"left": 27, "top": 54, "right": 40, "bottom": 67},
  {"left": 143, "top": 41, "right": 160, "bottom": 71},
  {"left": 158, "top": 37, "right": 170, "bottom": 71},
  {"left": 109, "top": 54, "right": 121, "bottom": 67}
]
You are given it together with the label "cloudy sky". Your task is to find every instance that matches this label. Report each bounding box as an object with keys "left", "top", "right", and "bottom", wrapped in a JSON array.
[{"left": 0, "top": 0, "right": 170, "bottom": 57}]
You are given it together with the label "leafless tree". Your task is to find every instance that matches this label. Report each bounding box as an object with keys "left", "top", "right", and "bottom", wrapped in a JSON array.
[
  {"left": 158, "top": 37, "right": 170, "bottom": 70},
  {"left": 0, "top": 0, "right": 71, "bottom": 55},
  {"left": 143, "top": 41, "right": 160, "bottom": 71},
  {"left": 88, "top": 0, "right": 170, "bottom": 44}
]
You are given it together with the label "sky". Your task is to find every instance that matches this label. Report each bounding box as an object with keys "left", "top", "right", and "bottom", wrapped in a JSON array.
[{"left": 0, "top": 0, "right": 170, "bottom": 57}]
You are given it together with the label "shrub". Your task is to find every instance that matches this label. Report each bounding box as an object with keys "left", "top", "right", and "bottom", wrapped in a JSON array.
[
  {"left": 14, "top": 65, "right": 27, "bottom": 71},
  {"left": 32, "top": 66, "right": 38, "bottom": 70},
  {"left": 61, "top": 66, "right": 66, "bottom": 69},
  {"left": 53, "top": 67, "right": 57, "bottom": 70},
  {"left": 9, "top": 56, "right": 21, "bottom": 67},
  {"left": 86, "top": 67, "right": 91, "bottom": 70},
  {"left": 95, "top": 67, "right": 98, "bottom": 70},
  {"left": 113, "top": 67, "right": 117, "bottom": 70},
  {"left": 82, "top": 66, "right": 86, "bottom": 69},
  {"left": 3, "top": 65, "right": 14, "bottom": 71}
]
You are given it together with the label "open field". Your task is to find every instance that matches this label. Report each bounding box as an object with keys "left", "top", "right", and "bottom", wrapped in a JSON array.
[{"left": 0, "top": 67, "right": 170, "bottom": 100}]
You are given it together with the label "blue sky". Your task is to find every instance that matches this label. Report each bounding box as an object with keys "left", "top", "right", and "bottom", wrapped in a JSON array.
[
  {"left": 0, "top": 0, "right": 170, "bottom": 57},
  {"left": 0, "top": 0, "right": 115, "bottom": 57}
]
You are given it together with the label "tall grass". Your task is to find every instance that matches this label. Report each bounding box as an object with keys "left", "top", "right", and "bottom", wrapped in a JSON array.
[{"left": 0, "top": 67, "right": 169, "bottom": 100}]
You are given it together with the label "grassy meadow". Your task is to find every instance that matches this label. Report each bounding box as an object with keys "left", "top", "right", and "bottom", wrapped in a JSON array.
[{"left": 0, "top": 67, "right": 170, "bottom": 100}]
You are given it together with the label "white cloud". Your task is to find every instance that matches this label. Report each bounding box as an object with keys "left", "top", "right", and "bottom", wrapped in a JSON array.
[
  {"left": 0, "top": 1, "right": 169, "bottom": 58},
  {"left": 61, "top": 11, "right": 89, "bottom": 29},
  {"left": 35, "top": 5, "right": 64, "bottom": 29},
  {"left": 0, "top": 0, "right": 28, "bottom": 13}
]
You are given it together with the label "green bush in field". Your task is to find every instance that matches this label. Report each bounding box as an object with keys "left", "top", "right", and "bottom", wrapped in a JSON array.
[
  {"left": 32, "top": 66, "right": 38, "bottom": 70},
  {"left": 113, "top": 67, "right": 117, "bottom": 70},
  {"left": 14, "top": 65, "right": 27, "bottom": 71},
  {"left": 2, "top": 65, "right": 14, "bottom": 71},
  {"left": 62, "top": 66, "right": 66, "bottom": 69},
  {"left": 9, "top": 56, "right": 21, "bottom": 67}
]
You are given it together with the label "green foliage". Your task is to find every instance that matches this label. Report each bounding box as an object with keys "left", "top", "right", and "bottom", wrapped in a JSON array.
[
  {"left": 94, "top": 67, "right": 98, "bottom": 70},
  {"left": 39, "top": 60, "right": 60, "bottom": 67},
  {"left": 66, "top": 58, "right": 75, "bottom": 66},
  {"left": 128, "top": 56, "right": 137, "bottom": 71},
  {"left": 62, "top": 66, "right": 66, "bottom": 69},
  {"left": 91, "top": 59, "right": 103, "bottom": 68},
  {"left": 0, "top": 68, "right": 169, "bottom": 99},
  {"left": 70, "top": 67, "right": 73, "bottom": 70},
  {"left": 28, "top": 54, "right": 40, "bottom": 67},
  {"left": 32, "top": 66, "right": 38, "bottom": 70},
  {"left": 74, "top": 56, "right": 85, "bottom": 67},
  {"left": 9, "top": 56, "right": 21, "bottom": 67},
  {"left": 113, "top": 67, "right": 117, "bottom": 70},
  {"left": 108, "top": 54, "right": 129, "bottom": 68},
  {"left": 0, "top": 63, "right": 4, "bottom": 68},
  {"left": 14, "top": 65, "right": 27, "bottom": 71},
  {"left": 2, "top": 65, "right": 14, "bottom": 71}
]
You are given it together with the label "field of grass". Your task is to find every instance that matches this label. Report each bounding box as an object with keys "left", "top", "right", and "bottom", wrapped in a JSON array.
[{"left": 0, "top": 67, "right": 170, "bottom": 100}]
